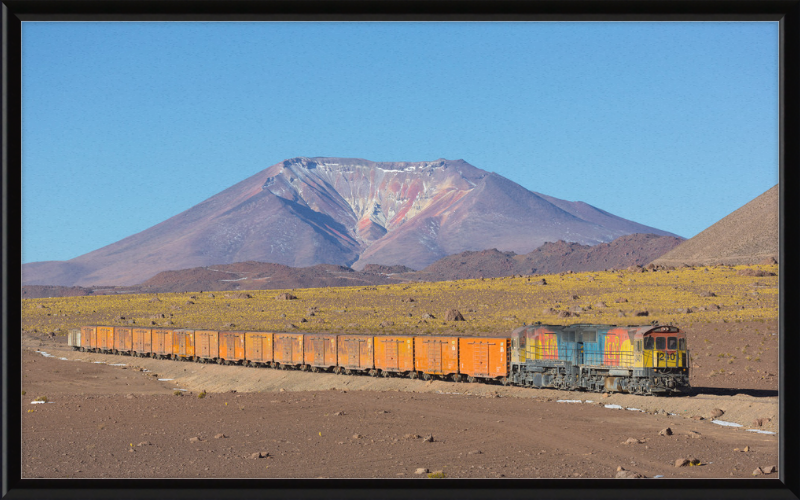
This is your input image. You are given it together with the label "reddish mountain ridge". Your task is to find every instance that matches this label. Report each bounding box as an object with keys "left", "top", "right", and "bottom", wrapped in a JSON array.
[{"left": 22, "top": 157, "right": 679, "bottom": 287}]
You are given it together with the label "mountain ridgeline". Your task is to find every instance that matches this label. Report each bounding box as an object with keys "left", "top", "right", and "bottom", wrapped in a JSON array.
[{"left": 22, "top": 157, "right": 680, "bottom": 287}]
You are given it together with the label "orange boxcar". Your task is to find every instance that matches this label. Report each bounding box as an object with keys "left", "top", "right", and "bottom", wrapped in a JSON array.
[
  {"left": 132, "top": 328, "right": 152, "bottom": 357},
  {"left": 152, "top": 329, "right": 174, "bottom": 358},
  {"left": 459, "top": 336, "right": 510, "bottom": 382},
  {"left": 244, "top": 332, "right": 273, "bottom": 366},
  {"left": 96, "top": 326, "right": 115, "bottom": 353},
  {"left": 336, "top": 335, "right": 374, "bottom": 374},
  {"left": 195, "top": 330, "right": 220, "bottom": 361},
  {"left": 374, "top": 335, "right": 415, "bottom": 376},
  {"left": 414, "top": 336, "right": 460, "bottom": 380},
  {"left": 114, "top": 327, "right": 133, "bottom": 354},
  {"left": 80, "top": 326, "right": 97, "bottom": 351},
  {"left": 303, "top": 334, "right": 337, "bottom": 371},
  {"left": 273, "top": 333, "right": 304, "bottom": 369},
  {"left": 173, "top": 329, "right": 196, "bottom": 359},
  {"left": 219, "top": 331, "right": 246, "bottom": 364}
]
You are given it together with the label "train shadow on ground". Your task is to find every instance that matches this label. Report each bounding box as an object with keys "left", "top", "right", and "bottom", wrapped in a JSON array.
[{"left": 683, "top": 386, "right": 778, "bottom": 398}]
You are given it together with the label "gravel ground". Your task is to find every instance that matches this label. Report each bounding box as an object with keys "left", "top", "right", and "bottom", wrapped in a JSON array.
[{"left": 20, "top": 326, "right": 779, "bottom": 480}]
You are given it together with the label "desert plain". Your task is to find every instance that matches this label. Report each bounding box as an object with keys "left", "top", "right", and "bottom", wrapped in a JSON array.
[{"left": 19, "top": 264, "right": 780, "bottom": 479}]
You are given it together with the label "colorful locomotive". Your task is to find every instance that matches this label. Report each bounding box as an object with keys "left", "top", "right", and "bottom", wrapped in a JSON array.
[
  {"left": 510, "top": 323, "right": 689, "bottom": 395},
  {"left": 68, "top": 323, "right": 690, "bottom": 396}
]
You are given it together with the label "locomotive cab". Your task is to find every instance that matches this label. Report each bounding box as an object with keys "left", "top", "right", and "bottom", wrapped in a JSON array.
[{"left": 632, "top": 325, "right": 690, "bottom": 393}]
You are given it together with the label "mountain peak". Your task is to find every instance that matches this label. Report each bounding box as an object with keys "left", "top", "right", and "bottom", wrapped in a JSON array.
[{"left": 22, "top": 157, "right": 679, "bottom": 286}]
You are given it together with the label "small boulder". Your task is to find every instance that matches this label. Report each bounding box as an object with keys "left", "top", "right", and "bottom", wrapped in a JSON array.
[
  {"left": 275, "top": 293, "right": 297, "bottom": 300},
  {"left": 659, "top": 428, "right": 673, "bottom": 436},
  {"left": 214, "top": 433, "right": 227, "bottom": 439},
  {"left": 687, "top": 431, "right": 702, "bottom": 439},
  {"left": 623, "top": 438, "right": 641, "bottom": 445},
  {"left": 249, "top": 452, "right": 268, "bottom": 459},
  {"left": 415, "top": 468, "right": 429, "bottom": 475},
  {"left": 423, "top": 435, "right": 434, "bottom": 443},
  {"left": 188, "top": 437, "right": 201, "bottom": 443},
  {"left": 709, "top": 408, "right": 724, "bottom": 418},
  {"left": 616, "top": 470, "right": 645, "bottom": 479},
  {"left": 675, "top": 458, "right": 690, "bottom": 467},
  {"left": 444, "top": 309, "right": 465, "bottom": 321},
  {"left": 763, "top": 465, "right": 777, "bottom": 474}
]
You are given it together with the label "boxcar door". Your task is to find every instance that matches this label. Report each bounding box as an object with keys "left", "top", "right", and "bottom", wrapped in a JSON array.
[
  {"left": 314, "top": 338, "right": 324, "bottom": 365},
  {"left": 252, "top": 335, "right": 263, "bottom": 361},
  {"left": 387, "top": 339, "right": 399, "bottom": 370},
  {"left": 426, "top": 339, "right": 442, "bottom": 374},
  {"left": 359, "top": 339, "right": 372, "bottom": 369},
  {"left": 474, "top": 342, "right": 489, "bottom": 376}
]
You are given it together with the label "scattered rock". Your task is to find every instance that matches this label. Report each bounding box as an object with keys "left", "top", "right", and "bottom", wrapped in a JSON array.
[
  {"left": 333, "top": 411, "right": 345, "bottom": 416},
  {"left": 710, "top": 408, "right": 724, "bottom": 418},
  {"left": 699, "top": 291, "right": 717, "bottom": 297},
  {"left": 249, "top": 452, "right": 269, "bottom": 459},
  {"left": 623, "top": 438, "right": 642, "bottom": 445},
  {"left": 444, "top": 309, "right": 465, "bottom": 321},
  {"left": 415, "top": 468, "right": 429, "bottom": 475},
  {"left": 691, "top": 415, "right": 704, "bottom": 421},
  {"left": 352, "top": 434, "right": 362, "bottom": 439},
  {"left": 675, "top": 458, "right": 690, "bottom": 467},
  {"left": 557, "top": 311, "right": 574, "bottom": 318},
  {"left": 615, "top": 298, "right": 628, "bottom": 303},
  {"left": 635, "top": 310, "right": 649, "bottom": 317},
  {"left": 543, "top": 308, "right": 558, "bottom": 315},
  {"left": 468, "top": 450, "right": 482, "bottom": 455},
  {"left": 738, "top": 269, "right": 776, "bottom": 277},
  {"left": 659, "top": 428, "right": 673, "bottom": 436},
  {"left": 402, "top": 297, "right": 416, "bottom": 303},
  {"left": 760, "top": 257, "right": 778, "bottom": 265},
  {"left": 300, "top": 318, "right": 308, "bottom": 323},
  {"left": 763, "top": 465, "right": 777, "bottom": 474},
  {"left": 627, "top": 265, "right": 643, "bottom": 273},
  {"left": 530, "top": 279, "right": 547, "bottom": 285},
  {"left": 275, "top": 293, "right": 297, "bottom": 300},
  {"left": 744, "top": 446, "right": 750, "bottom": 452},
  {"left": 225, "top": 293, "right": 252, "bottom": 299},
  {"left": 423, "top": 435, "right": 434, "bottom": 443},
  {"left": 379, "top": 321, "right": 394, "bottom": 327},
  {"left": 687, "top": 431, "right": 702, "bottom": 439},
  {"left": 570, "top": 294, "right": 580, "bottom": 300},
  {"left": 136, "top": 441, "right": 150, "bottom": 447},
  {"left": 422, "top": 313, "right": 436, "bottom": 319},
  {"left": 752, "top": 467, "right": 764, "bottom": 476},
  {"left": 214, "top": 433, "right": 227, "bottom": 439},
  {"left": 188, "top": 437, "right": 202, "bottom": 443},
  {"left": 594, "top": 302, "right": 606, "bottom": 308},
  {"left": 753, "top": 418, "right": 771, "bottom": 427},
  {"left": 616, "top": 470, "right": 645, "bottom": 479}
]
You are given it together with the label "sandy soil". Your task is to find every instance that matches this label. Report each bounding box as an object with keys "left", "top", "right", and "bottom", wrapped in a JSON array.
[{"left": 20, "top": 327, "right": 779, "bottom": 480}]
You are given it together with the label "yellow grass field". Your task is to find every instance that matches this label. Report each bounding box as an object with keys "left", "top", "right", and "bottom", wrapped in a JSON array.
[{"left": 21, "top": 264, "right": 778, "bottom": 337}]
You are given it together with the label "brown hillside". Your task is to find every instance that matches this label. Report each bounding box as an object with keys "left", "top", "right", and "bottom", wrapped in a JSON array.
[{"left": 651, "top": 185, "right": 779, "bottom": 267}]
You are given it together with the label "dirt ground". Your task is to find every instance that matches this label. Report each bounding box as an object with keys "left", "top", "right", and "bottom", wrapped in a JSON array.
[{"left": 19, "top": 323, "right": 779, "bottom": 480}]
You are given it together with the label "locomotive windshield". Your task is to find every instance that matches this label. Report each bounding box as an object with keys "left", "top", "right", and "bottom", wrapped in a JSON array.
[
  {"left": 644, "top": 337, "right": 654, "bottom": 349},
  {"left": 668, "top": 337, "right": 677, "bottom": 350},
  {"left": 656, "top": 337, "right": 666, "bottom": 350}
]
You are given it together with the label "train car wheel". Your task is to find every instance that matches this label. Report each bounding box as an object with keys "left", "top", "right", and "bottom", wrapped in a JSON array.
[
  {"left": 409, "top": 372, "right": 418, "bottom": 379},
  {"left": 467, "top": 376, "right": 476, "bottom": 383},
  {"left": 501, "top": 377, "right": 510, "bottom": 386},
  {"left": 451, "top": 374, "right": 461, "bottom": 383},
  {"left": 421, "top": 373, "right": 430, "bottom": 381},
  {"left": 382, "top": 370, "right": 391, "bottom": 378}
]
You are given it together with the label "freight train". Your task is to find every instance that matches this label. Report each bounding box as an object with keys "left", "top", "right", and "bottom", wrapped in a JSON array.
[{"left": 68, "top": 323, "right": 690, "bottom": 396}]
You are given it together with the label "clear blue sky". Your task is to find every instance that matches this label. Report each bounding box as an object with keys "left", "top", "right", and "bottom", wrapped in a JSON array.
[{"left": 21, "top": 21, "right": 779, "bottom": 264}]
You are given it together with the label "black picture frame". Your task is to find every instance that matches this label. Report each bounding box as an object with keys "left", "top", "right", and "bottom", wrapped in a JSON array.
[{"left": 3, "top": 1, "right": 798, "bottom": 500}]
